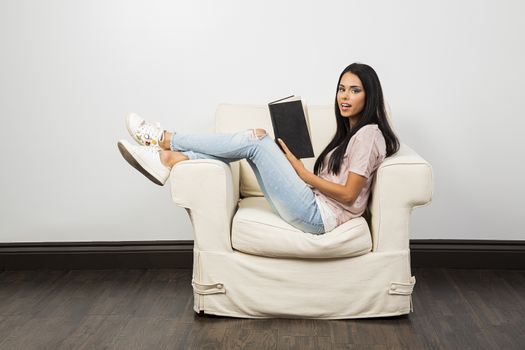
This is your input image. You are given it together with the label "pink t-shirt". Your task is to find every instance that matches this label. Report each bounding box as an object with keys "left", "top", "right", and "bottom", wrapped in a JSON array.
[{"left": 312, "top": 124, "right": 387, "bottom": 231}]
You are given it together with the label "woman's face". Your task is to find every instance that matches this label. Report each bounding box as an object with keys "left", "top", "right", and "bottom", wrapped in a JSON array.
[{"left": 337, "top": 72, "right": 366, "bottom": 125}]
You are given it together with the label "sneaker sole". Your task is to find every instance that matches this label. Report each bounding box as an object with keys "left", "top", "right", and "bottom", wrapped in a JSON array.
[{"left": 117, "top": 141, "right": 166, "bottom": 186}]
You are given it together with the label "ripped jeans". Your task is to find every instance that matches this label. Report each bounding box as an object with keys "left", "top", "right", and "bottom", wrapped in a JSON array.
[{"left": 170, "top": 128, "right": 326, "bottom": 235}]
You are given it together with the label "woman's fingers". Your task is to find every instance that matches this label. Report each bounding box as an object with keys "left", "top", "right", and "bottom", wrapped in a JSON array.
[
  {"left": 278, "top": 138, "right": 305, "bottom": 177},
  {"left": 278, "top": 138, "right": 290, "bottom": 154}
]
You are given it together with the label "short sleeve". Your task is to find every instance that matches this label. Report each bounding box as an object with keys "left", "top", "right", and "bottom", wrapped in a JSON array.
[{"left": 346, "top": 127, "right": 383, "bottom": 179}]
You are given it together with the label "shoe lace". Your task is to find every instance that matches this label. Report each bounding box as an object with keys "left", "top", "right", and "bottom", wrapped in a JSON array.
[{"left": 135, "top": 121, "right": 163, "bottom": 143}]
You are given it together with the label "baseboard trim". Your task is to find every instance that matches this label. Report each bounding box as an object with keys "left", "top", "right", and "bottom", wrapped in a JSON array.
[
  {"left": 0, "top": 241, "right": 194, "bottom": 270},
  {"left": 0, "top": 239, "right": 524, "bottom": 270},
  {"left": 410, "top": 239, "right": 525, "bottom": 269}
]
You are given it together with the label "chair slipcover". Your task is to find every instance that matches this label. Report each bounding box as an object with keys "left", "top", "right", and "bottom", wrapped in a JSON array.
[{"left": 170, "top": 103, "right": 433, "bottom": 319}]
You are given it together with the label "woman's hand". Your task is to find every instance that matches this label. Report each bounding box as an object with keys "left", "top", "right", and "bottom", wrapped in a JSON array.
[{"left": 277, "top": 138, "right": 308, "bottom": 180}]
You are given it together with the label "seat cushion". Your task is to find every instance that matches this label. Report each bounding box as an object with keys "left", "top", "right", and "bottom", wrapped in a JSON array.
[{"left": 231, "top": 197, "right": 372, "bottom": 259}]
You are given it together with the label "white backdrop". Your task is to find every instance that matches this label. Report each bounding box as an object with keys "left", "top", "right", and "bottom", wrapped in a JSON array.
[{"left": 1, "top": 0, "right": 524, "bottom": 242}]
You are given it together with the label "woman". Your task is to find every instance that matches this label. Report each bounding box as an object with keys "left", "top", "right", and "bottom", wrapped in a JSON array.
[{"left": 117, "top": 63, "right": 399, "bottom": 234}]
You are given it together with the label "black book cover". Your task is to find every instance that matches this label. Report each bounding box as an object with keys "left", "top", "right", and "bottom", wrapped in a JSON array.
[{"left": 268, "top": 95, "right": 315, "bottom": 159}]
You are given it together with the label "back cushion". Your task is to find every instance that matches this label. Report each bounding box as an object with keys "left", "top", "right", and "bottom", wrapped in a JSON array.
[{"left": 215, "top": 104, "right": 336, "bottom": 198}]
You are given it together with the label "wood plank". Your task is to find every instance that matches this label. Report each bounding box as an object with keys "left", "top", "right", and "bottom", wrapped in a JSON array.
[{"left": 0, "top": 268, "right": 524, "bottom": 349}]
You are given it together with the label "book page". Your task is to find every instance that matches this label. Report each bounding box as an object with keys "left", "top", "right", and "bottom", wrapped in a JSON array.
[{"left": 269, "top": 95, "right": 302, "bottom": 105}]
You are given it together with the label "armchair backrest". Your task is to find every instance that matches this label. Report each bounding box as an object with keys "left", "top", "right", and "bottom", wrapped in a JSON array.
[{"left": 214, "top": 102, "right": 392, "bottom": 199}]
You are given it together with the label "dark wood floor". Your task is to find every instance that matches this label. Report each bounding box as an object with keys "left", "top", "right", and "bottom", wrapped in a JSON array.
[{"left": 0, "top": 267, "right": 524, "bottom": 350}]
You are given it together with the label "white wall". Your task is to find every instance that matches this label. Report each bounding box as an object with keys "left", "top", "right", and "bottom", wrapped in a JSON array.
[{"left": 1, "top": 0, "right": 523, "bottom": 242}]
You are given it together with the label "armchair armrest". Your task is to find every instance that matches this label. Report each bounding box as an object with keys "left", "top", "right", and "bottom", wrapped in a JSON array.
[
  {"left": 170, "top": 159, "right": 240, "bottom": 253},
  {"left": 369, "top": 143, "right": 433, "bottom": 252}
]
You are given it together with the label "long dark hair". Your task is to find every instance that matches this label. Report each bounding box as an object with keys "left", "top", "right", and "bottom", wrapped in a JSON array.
[{"left": 313, "top": 63, "right": 400, "bottom": 176}]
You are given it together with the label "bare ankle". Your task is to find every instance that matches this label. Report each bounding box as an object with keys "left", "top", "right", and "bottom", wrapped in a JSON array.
[
  {"left": 159, "top": 150, "right": 188, "bottom": 168},
  {"left": 160, "top": 131, "right": 173, "bottom": 150},
  {"left": 159, "top": 150, "right": 173, "bottom": 168}
]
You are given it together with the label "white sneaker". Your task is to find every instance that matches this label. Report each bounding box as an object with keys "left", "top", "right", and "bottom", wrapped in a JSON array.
[
  {"left": 126, "top": 113, "right": 164, "bottom": 147},
  {"left": 117, "top": 139, "right": 170, "bottom": 186}
]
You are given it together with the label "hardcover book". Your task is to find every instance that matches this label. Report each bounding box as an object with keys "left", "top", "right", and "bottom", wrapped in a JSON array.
[{"left": 268, "top": 95, "right": 315, "bottom": 159}]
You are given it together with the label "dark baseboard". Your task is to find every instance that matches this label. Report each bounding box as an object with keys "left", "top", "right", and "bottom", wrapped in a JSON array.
[
  {"left": 0, "top": 241, "right": 194, "bottom": 270},
  {"left": 0, "top": 239, "right": 524, "bottom": 270},
  {"left": 410, "top": 239, "right": 525, "bottom": 269}
]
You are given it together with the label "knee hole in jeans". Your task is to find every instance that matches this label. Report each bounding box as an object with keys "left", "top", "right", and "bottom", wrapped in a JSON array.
[{"left": 247, "top": 128, "right": 267, "bottom": 140}]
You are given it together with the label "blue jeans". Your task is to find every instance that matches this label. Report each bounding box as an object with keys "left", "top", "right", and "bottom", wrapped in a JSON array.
[{"left": 170, "top": 128, "right": 326, "bottom": 235}]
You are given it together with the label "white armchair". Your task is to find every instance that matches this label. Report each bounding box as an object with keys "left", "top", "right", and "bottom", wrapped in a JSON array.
[{"left": 170, "top": 104, "right": 433, "bottom": 319}]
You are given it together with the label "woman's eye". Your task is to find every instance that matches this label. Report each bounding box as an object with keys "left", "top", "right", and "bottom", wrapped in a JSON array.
[
  {"left": 351, "top": 89, "right": 361, "bottom": 94},
  {"left": 338, "top": 87, "right": 344, "bottom": 92}
]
